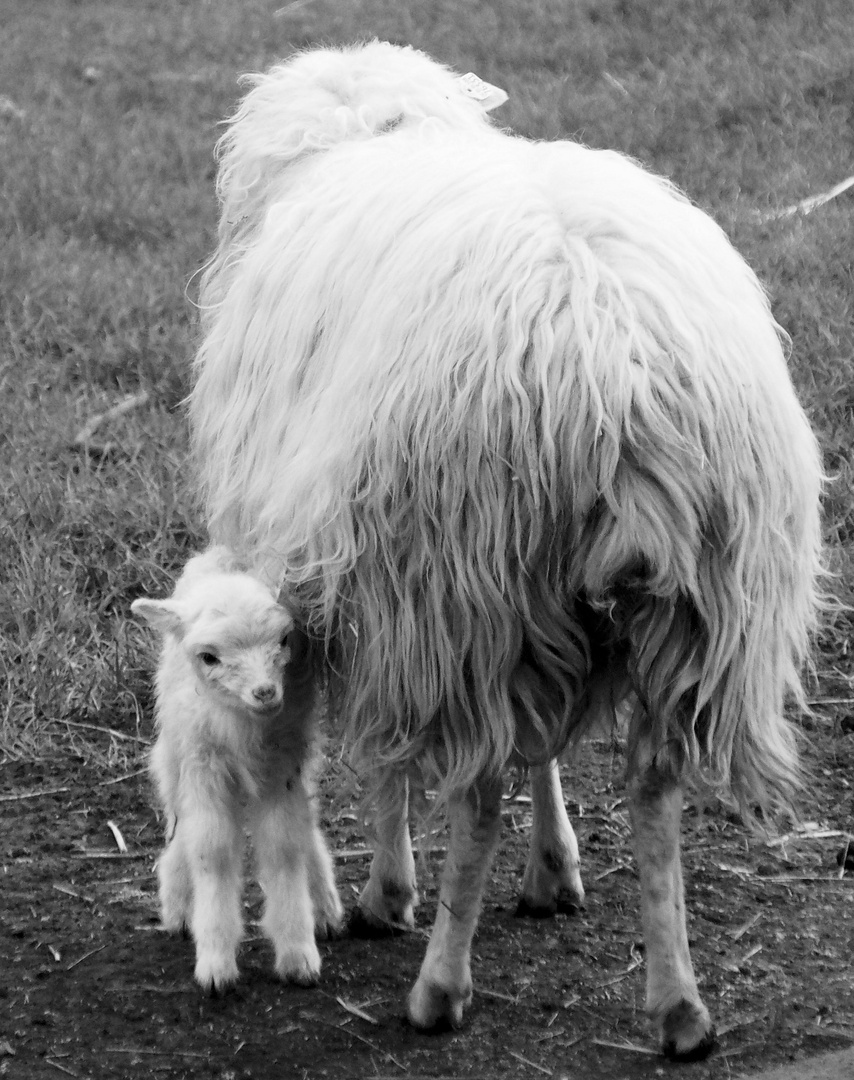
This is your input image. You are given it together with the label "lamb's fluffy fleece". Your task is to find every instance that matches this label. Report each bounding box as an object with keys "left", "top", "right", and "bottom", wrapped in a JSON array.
[
  {"left": 189, "top": 41, "right": 823, "bottom": 1055},
  {"left": 132, "top": 547, "right": 342, "bottom": 993}
]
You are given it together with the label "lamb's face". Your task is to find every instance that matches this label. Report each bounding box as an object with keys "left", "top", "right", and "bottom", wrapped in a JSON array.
[
  {"left": 132, "top": 570, "right": 299, "bottom": 718},
  {"left": 185, "top": 597, "right": 295, "bottom": 716}
]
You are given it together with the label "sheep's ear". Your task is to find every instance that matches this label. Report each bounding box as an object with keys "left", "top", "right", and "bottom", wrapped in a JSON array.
[{"left": 131, "top": 598, "right": 185, "bottom": 636}]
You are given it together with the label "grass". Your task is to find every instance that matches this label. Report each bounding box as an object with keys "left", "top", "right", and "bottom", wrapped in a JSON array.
[{"left": 1, "top": 0, "right": 852, "bottom": 764}]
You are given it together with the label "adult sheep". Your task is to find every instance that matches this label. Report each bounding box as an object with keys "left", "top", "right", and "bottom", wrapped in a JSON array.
[{"left": 189, "top": 41, "right": 823, "bottom": 1061}]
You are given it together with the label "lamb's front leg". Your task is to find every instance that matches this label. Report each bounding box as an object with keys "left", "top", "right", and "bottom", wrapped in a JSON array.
[
  {"left": 407, "top": 776, "right": 502, "bottom": 1031},
  {"left": 183, "top": 803, "right": 244, "bottom": 994},
  {"left": 251, "top": 780, "right": 321, "bottom": 986},
  {"left": 516, "top": 760, "right": 585, "bottom": 916},
  {"left": 628, "top": 765, "right": 716, "bottom": 1061},
  {"left": 353, "top": 771, "right": 418, "bottom": 934}
]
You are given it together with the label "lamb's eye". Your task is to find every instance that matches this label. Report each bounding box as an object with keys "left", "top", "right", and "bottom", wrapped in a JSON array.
[
  {"left": 199, "top": 652, "right": 220, "bottom": 667},
  {"left": 280, "top": 635, "right": 290, "bottom": 650}
]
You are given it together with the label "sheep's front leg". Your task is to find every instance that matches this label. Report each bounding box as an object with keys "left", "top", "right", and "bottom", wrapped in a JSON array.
[
  {"left": 183, "top": 803, "right": 244, "bottom": 994},
  {"left": 407, "top": 776, "right": 502, "bottom": 1031},
  {"left": 353, "top": 771, "right": 418, "bottom": 935},
  {"left": 516, "top": 760, "right": 585, "bottom": 916},
  {"left": 628, "top": 766, "right": 716, "bottom": 1061},
  {"left": 251, "top": 781, "right": 321, "bottom": 986}
]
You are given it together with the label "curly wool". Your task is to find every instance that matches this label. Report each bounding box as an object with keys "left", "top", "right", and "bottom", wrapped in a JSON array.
[{"left": 191, "top": 41, "right": 824, "bottom": 819}]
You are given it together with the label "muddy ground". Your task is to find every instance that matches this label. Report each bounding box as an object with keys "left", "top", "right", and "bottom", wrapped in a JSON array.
[{"left": 3, "top": 694, "right": 853, "bottom": 1080}]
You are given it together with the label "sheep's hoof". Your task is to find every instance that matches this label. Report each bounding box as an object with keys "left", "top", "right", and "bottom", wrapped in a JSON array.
[
  {"left": 660, "top": 999, "right": 717, "bottom": 1061},
  {"left": 407, "top": 975, "right": 470, "bottom": 1032},
  {"left": 348, "top": 901, "right": 415, "bottom": 939},
  {"left": 515, "top": 888, "right": 585, "bottom": 918},
  {"left": 353, "top": 879, "right": 417, "bottom": 938}
]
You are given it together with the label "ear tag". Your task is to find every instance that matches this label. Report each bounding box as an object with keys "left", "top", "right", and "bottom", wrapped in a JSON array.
[{"left": 456, "top": 71, "right": 509, "bottom": 112}]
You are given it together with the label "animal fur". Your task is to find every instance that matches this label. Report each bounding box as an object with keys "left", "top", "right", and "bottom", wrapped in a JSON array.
[
  {"left": 132, "top": 547, "right": 342, "bottom": 993},
  {"left": 189, "top": 41, "right": 823, "bottom": 1056}
]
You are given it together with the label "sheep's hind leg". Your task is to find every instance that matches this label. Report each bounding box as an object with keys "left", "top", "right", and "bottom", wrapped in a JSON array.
[
  {"left": 352, "top": 771, "right": 418, "bottom": 936},
  {"left": 407, "top": 775, "right": 502, "bottom": 1031},
  {"left": 628, "top": 764, "right": 716, "bottom": 1061},
  {"left": 516, "top": 760, "right": 585, "bottom": 917}
]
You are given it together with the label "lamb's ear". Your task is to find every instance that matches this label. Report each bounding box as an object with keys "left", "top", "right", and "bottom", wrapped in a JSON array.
[{"left": 130, "top": 598, "right": 185, "bottom": 636}]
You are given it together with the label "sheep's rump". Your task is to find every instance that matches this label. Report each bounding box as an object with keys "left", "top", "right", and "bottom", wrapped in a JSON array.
[{"left": 192, "top": 125, "right": 822, "bottom": 814}]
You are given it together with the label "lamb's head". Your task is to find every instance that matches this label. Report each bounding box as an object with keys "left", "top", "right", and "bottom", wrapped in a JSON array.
[{"left": 132, "top": 571, "right": 296, "bottom": 716}]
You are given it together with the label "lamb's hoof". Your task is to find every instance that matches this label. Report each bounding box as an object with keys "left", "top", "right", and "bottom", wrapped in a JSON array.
[
  {"left": 348, "top": 904, "right": 414, "bottom": 939},
  {"left": 160, "top": 910, "right": 191, "bottom": 938},
  {"left": 407, "top": 976, "right": 471, "bottom": 1032},
  {"left": 314, "top": 912, "right": 345, "bottom": 941},
  {"left": 660, "top": 999, "right": 717, "bottom": 1061},
  {"left": 195, "top": 955, "right": 239, "bottom": 996},
  {"left": 275, "top": 944, "right": 321, "bottom": 987},
  {"left": 515, "top": 889, "right": 585, "bottom": 919},
  {"left": 312, "top": 888, "right": 345, "bottom": 941}
]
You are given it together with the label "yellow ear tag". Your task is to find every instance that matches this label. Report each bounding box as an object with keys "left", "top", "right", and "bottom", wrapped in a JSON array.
[{"left": 456, "top": 72, "right": 509, "bottom": 112}]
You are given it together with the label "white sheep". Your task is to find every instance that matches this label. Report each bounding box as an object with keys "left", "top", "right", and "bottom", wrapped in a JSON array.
[
  {"left": 132, "top": 547, "right": 342, "bottom": 993},
  {"left": 189, "top": 42, "right": 823, "bottom": 1058}
]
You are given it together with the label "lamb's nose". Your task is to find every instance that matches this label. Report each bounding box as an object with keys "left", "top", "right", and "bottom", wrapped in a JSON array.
[{"left": 253, "top": 683, "right": 277, "bottom": 703}]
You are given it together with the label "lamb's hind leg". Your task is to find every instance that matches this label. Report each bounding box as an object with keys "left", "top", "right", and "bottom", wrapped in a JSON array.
[
  {"left": 352, "top": 771, "right": 418, "bottom": 935},
  {"left": 407, "top": 775, "right": 502, "bottom": 1031},
  {"left": 306, "top": 808, "right": 344, "bottom": 941},
  {"left": 628, "top": 762, "right": 716, "bottom": 1061},
  {"left": 516, "top": 760, "right": 585, "bottom": 916},
  {"left": 157, "top": 813, "right": 193, "bottom": 935}
]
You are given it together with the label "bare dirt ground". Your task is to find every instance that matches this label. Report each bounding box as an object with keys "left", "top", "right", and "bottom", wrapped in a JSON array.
[{"left": 4, "top": 690, "right": 853, "bottom": 1080}]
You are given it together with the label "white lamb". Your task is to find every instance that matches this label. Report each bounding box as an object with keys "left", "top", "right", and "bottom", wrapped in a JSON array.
[{"left": 131, "top": 547, "right": 343, "bottom": 993}]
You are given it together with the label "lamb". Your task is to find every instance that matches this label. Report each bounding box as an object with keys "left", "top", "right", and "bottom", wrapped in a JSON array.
[
  {"left": 189, "top": 42, "right": 823, "bottom": 1058},
  {"left": 131, "top": 547, "right": 343, "bottom": 993}
]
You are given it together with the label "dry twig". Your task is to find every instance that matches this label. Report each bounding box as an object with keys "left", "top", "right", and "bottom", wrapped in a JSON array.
[
  {"left": 0, "top": 786, "right": 69, "bottom": 802},
  {"left": 590, "top": 1038, "right": 658, "bottom": 1056},
  {"left": 107, "top": 820, "right": 128, "bottom": 853},
  {"left": 66, "top": 944, "right": 107, "bottom": 971},
  {"left": 336, "top": 997, "right": 380, "bottom": 1025},
  {"left": 508, "top": 1050, "right": 552, "bottom": 1075},
  {"left": 43, "top": 716, "right": 149, "bottom": 745},
  {"left": 45, "top": 1059, "right": 78, "bottom": 1078},
  {"left": 72, "top": 390, "right": 150, "bottom": 451}
]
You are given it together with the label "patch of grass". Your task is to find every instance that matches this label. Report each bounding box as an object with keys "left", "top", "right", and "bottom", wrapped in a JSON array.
[{"left": 1, "top": 0, "right": 852, "bottom": 763}]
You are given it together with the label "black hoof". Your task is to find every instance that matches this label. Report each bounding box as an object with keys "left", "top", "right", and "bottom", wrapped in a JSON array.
[
  {"left": 514, "top": 897, "right": 556, "bottom": 919},
  {"left": 347, "top": 907, "right": 407, "bottom": 939},
  {"left": 515, "top": 893, "right": 584, "bottom": 919},
  {"left": 662, "top": 1027, "right": 717, "bottom": 1062},
  {"left": 661, "top": 1000, "right": 717, "bottom": 1062}
]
